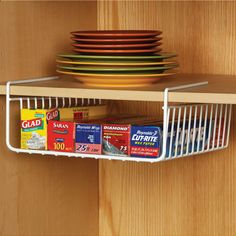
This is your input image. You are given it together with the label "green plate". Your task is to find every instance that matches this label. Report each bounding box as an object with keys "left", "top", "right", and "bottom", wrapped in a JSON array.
[
  {"left": 57, "top": 64, "right": 178, "bottom": 72},
  {"left": 57, "top": 52, "right": 177, "bottom": 61}
]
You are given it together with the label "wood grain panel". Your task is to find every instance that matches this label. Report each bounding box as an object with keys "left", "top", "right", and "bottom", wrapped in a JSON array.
[
  {"left": 98, "top": 1, "right": 236, "bottom": 236},
  {"left": 1, "top": 74, "right": 236, "bottom": 104},
  {"left": 0, "top": 1, "right": 97, "bottom": 82},
  {"left": 0, "top": 2, "right": 98, "bottom": 236}
]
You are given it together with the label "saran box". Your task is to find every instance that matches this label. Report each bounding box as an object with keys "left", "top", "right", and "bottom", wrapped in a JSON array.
[{"left": 47, "top": 120, "right": 75, "bottom": 152}]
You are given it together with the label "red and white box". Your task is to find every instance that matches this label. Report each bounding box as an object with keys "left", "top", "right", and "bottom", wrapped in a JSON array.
[
  {"left": 47, "top": 120, "right": 75, "bottom": 152},
  {"left": 102, "top": 124, "right": 131, "bottom": 156}
]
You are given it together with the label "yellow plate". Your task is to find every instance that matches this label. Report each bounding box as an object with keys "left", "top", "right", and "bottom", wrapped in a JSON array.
[
  {"left": 56, "top": 59, "right": 178, "bottom": 66},
  {"left": 78, "top": 77, "right": 160, "bottom": 85},
  {"left": 81, "top": 82, "right": 154, "bottom": 88},
  {"left": 56, "top": 69, "right": 178, "bottom": 78}
]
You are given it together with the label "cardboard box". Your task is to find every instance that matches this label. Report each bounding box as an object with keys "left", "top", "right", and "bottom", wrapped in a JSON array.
[
  {"left": 75, "top": 124, "right": 102, "bottom": 154},
  {"left": 21, "top": 108, "right": 59, "bottom": 150},
  {"left": 102, "top": 124, "right": 131, "bottom": 156},
  {"left": 165, "top": 119, "right": 211, "bottom": 157},
  {"left": 47, "top": 120, "right": 75, "bottom": 152},
  {"left": 130, "top": 119, "right": 212, "bottom": 158},
  {"left": 130, "top": 125, "right": 161, "bottom": 158},
  {"left": 58, "top": 105, "right": 107, "bottom": 121}
]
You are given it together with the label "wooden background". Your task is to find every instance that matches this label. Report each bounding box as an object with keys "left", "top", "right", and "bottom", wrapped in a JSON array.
[
  {"left": 0, "top": 2, "right": 98, "bottom": 236},
  {"left": 98, "top": 1, "right": 236, "bottom": 236},
  {"left": 1, "top": 1, "right": 236, "bottom": 236}
]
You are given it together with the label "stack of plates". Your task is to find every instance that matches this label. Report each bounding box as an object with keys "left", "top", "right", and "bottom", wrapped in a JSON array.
[
  {"left": 70, "top": 30, "right": 162, "bottom": 55},
  {"left": 56, "top": 30, "right": 179, "bottom": 88}
]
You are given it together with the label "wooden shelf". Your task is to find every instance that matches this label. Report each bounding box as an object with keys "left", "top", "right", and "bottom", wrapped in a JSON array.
[{"left": 0, "top": 73, "right": 236, "bottom": 104}]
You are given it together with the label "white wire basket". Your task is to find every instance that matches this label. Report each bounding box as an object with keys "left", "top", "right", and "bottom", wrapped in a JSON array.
[
  {"left": 5, "top": 76, "right": 233, "bottom": 163},
  {"left": 164, "top": 103, "right": 232, "bottom": 160}
]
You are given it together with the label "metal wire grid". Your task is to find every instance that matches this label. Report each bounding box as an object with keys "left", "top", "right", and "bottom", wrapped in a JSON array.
[
  {"left": 5, "top": 76, "right": 232, "bottom": 162},
  {"left": 164, "top": 103, "right": 232, "bottom": 160},
  {"left": 9, "top": 97, "right": 102, "bottom": 110}
]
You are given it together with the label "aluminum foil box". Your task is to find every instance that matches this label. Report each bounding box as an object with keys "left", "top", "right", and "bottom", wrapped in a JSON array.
[
  {"left": 102, "top": 124, "right": 131, "bottom": 156},
  {"left": 75, "top": 124, "right": 102, "bottom": 154}
]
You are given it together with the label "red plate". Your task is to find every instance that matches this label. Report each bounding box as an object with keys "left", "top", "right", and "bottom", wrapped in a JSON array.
[
  {"left": 71, "top": 30, "right": 162, "bottom": 38},
  {"left": 72, "top": 42, "right": 162, "bottom": 49},
  {"left": 71, "top": 36, "right": 162, "bottom": 44},
  {"left": 73, "top": 47, "right": 162, "bottom": 55}
]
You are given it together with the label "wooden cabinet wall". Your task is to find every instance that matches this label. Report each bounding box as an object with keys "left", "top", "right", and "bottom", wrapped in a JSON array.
[
  {"left": 0, "top": 2, "right": 98, "bottom": 236},
  {"left": 98, "top": 1, "right": 236, "bottom": 236},
  {"left": 0, "top": 1, "right": 236, "bottom": 236}
]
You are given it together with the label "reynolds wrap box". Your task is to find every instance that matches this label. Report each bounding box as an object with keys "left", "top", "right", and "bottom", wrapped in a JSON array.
[
  {"left": 59, "top": 105, "right": 107, "bottom": 121},
  {"left": 21, "top": 108, "right": 59, "bottom": 150},
  {"left": 75, "top": 124, "right": 102, "bottom": 154},
  {"left": 47, "top": 120, "right": 75, "bottom": 152},
  {"left": 130, "top": 126, "right": 161, "bottom": 158},
  {"left": 102, "top": 124, "right": 131, "bottom": 156}
]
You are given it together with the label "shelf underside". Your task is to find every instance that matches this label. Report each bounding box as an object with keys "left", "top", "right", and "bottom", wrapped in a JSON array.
[{"left": 1, "top": 73, "right": 236, "bottom": 104}]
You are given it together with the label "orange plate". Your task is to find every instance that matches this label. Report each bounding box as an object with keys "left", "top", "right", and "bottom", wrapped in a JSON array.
[
  {"left": 73, "top": 47, "right": 162, "bottom": 54},
  {"left": 72, "top": 42, "right": 161, "bottom": 49},
  {"left": 71, "top": 36, "right": 162, "bottom": 44},
  {"left": 71, "top": 30, "right": 162, "bottom": 38}
]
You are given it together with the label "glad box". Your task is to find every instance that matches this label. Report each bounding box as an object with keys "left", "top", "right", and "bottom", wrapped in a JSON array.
[
  {"left": 102, "top": 124, "right": 130, "bottom": 156},
  {"left": 21, "top": 108, "right": 59, "bottom": 150},
  {"left": 47, "top": 120, "right": 75, "bottom": 152},
  {"left": 75, "top": 124, "right": 102, "bottom": 154},
  {"left": 130, "top": 126, "right": 161, "bottom": 158}
]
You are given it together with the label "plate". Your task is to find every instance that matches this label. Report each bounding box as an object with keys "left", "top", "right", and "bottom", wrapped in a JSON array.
[
  {"left": 80, "top": 82, "right": 155, "bottom": 88},
  {"left": 73, "top": 47, "right": 162, "bottom": 54},
  {"left": 57, "top": 52, "right": 177, "bottom": 60},
  {"left": 71, "top": 36, "right": 162, "bottom": 44},
  {"left": 56, "top": 69, "right": 178, "bottom": 78},
  {"left": 71, "top": 30, "right": 162, "bottom": 38},
  {"left": 77, "top": 77, "right": 160, "bottom": 88},
  {"left": 57, "top": 64, "right": 178, "bottom": 72},
  {"left": 79, "top": 77, "right": 159, "bottom": 84},
  {"left": 56, "top": 59, "right": 178, "bottom": 66},
  {"left": 72, "top": 42, "right": 161, "bottom": 49}
]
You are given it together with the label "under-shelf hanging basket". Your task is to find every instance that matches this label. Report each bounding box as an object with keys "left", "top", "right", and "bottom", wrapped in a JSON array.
[{"left": 5, "top": 76, "right": 232, "bottom": 163}]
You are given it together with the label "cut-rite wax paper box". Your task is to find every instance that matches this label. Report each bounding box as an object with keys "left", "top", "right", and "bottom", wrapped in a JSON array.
[
  {"left": 47, "top": 120, "right": 75, "bottom": 152},
  {"left": 130, "top": 125, "right": 161, "bottom": 158},
  {"left": 21, "top": 108, "right": 59, "bottom": 150}
]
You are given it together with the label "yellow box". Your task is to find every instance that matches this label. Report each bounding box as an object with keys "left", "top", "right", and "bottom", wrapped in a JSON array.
[
  {"left": 21, "top": 108, "right": 59, "bottom": 150},
  {"left": 58, "top": 105, "right": 107, "bottom": 121}
]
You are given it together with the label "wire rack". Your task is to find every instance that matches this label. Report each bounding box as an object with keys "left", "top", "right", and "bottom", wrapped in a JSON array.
[{"left": 5, "top": 76, "right": 232, "bottom": 163}]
